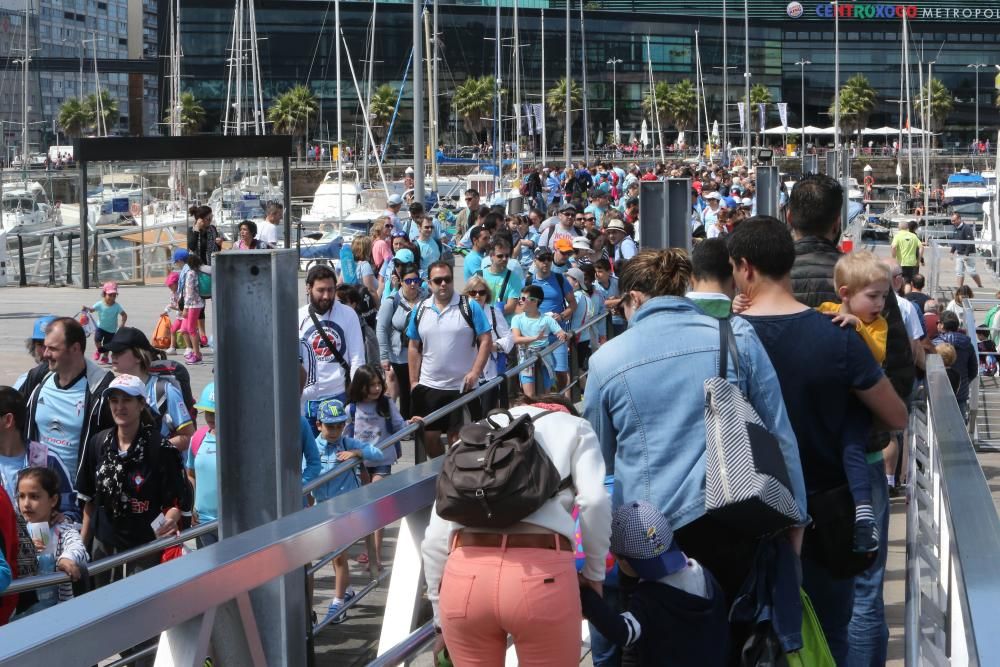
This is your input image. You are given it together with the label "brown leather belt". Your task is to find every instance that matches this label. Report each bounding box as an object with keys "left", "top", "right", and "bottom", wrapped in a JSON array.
[{"left": 452, "top": 530, "right": 573, "bottom": 552}]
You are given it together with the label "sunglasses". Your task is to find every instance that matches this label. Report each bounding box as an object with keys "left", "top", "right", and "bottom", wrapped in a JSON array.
[
  {"left": 391, "top": 231, "right": 408, "bottom": 238},
  {"left": 536, "top": 256, "right": 553, "bottom": 262},
  {"left": 467, "top": 289, "right": 489, "bottom": 297},
  {"left": 402, "top": 277, "right": 422, "bottom": 286},
  {"left": 493, "top": 254, "right": 509, "bottom": 260},
  {"left": 430, "top": 276, "right": 453, "bottom": 285},
  {"left": 584, "top": 217, "right": 596, "bottom": 222},
  {"left": 519, "top": 296, "right": 539, "bottom": 303}
]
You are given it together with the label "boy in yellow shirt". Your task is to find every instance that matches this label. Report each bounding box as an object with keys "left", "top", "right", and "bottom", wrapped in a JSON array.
[{"left": 817, "top": 251, "right": 889, "bottom": 364}]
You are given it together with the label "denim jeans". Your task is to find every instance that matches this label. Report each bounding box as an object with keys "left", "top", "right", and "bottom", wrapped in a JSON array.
[
  {"left": 802, "top": 554, "right": 856, "bottom": 665},
  {"left": 847, "top": 462, "right": 890, "bottom": 667}
]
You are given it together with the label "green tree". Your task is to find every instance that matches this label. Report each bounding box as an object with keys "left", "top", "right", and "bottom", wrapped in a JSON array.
[
  {"left": 546, "top": 77, "right": 583, "bottom": 137},
  {"left": 739, "top": 84, "right": 773, "bottom": 138},
  {"left": 664, "top": 79, "right": 698, "bottom": 131},
  {"left": 641, "top": 81, "right": 671, "bottom": 131},
  {"left": 368, "top": 83, "right": 395, "bottom": 145},
  {"left": 268, "top": 84, "right": 318, "bottom": 162},
  {"left": 84, "top": 90, "right": 119, "bottom": 136},
  {"left": 829, "top": 74, "right": 877, "bottom": 137},
  {"left": 58, "top": 97, "right": 92, "bottom": 138},
  {"left": 454, "top": 75, "right": 500, "bottom": 142},
  {"left": 915, "top": 78, "right": 953, "bottom": 148},
  {"left": 164, "top": 91, "right": 206, "bottom": 136}
]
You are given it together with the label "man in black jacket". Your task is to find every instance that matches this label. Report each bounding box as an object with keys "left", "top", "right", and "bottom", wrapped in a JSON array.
[{"left": 786, "top": 174, "right": 914, "bottom": 666}]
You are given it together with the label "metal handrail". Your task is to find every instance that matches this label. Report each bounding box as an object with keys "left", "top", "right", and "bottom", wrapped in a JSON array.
[
  {"left": 905, "top": 355, "right": 1000, "bottom": 664},
  {"left": 6, "top": 309, "right": 614, "bottom": 595},
  {"left": 0, "top": 461, "right": 442, "bottom": 666}
]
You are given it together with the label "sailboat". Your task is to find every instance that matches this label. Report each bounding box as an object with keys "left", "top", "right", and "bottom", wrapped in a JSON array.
[{"left": 208, "top": 0, "right": 282, "bottom": 231}]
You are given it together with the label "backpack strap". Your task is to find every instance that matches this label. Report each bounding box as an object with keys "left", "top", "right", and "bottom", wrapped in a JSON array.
[
  {"left": 488, "top": 305, "right": 500, "bottom": 338},
  {"left": 717, "top": 317, "right": 741, "bottom": 382},
  {"left": 190, "top": 425, "right": 210, "bottom": 459},
  {"left": 498, "top": 270, "right": 512, "bottom": 304},
  {"left": 458, "top": 295, "right": 477, "bottom": 347},
  {"left": 554, "top": 272, "right": 570, "bottom": 309},
  {"left": 154, "top": 377, "right": 174, "bottom": 432},
  {"left": 309, "top": 306, "right": 352, "bottom": 379}
]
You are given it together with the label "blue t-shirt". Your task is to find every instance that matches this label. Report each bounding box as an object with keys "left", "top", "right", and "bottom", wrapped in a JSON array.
[
  {"left": 0, "top": 453, "right": 26, "bottom": 508},
  {"left": 415, "top": 238, "right": 441, "bottom": 270},
  {"left": 533, "top": 272, "right": 572, "bottom": 316},
  {"left": 186, "top": 429, "right": 218, "bottom": 522},
  {"left": 464, "top": 250, "right": 485, "bottom": 282},
  {"left": 595, "top": 275, "right": 624, "bottom": 327},
  {"left": 481, "top": 268, "right": 524, "bottom": 322},
  {"left": 743, "top": 309, "right": 884, "bottom": 494},
  {"left": 91, "top": 300, "right": 124, "bottom": 333},
  {"left": 511, "top": 312, "right": 563, "bottom": 352},
  {"left": 146, "top": 377, "right": 193, "bottom": 438},
  {"left": 34, "top": 373, "right": 88, "bottom": 478},
  {"left": 517, "top": 230, "right": 540, "bottom": 270},
  {"left": 312, "top": 435, "right": 384, "bottom": 503}
]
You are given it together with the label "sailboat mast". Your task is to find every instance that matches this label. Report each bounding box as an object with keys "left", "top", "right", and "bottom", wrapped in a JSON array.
[
  {"left": 541, "top": 9, "right": 546, "bottom": 166},
  {"left": 21, "top": 0, "right": 29, "bottom": 166},
  {"left": 903, "top": 11, "right": 913, "bottom": 187},
  {"left": 514, "top": 0, "right": 521, "bottom": 178},
  {"left": 695, "top": 29, "right": 702, "bottom": 159},
  {"left": 362, "top": 0, "right": 376, "bottom": 181},
  {"left": 413, "top": 0, "right": 424, "bottom": 205},
  {"left": 493, "top": 0, "right": 501, "bottom": 193},
  {"left": 579, "top": 0, "right": 588, "bottom": 165},
  {"left": 564, "top": 0, "right": 570, "bottom": 168},
  {"left": 432, "top": 0, "right": 439, "bottom": 191},
  {"left": 743, "top": 0, "right": 750, "bottom": 156},
  {"left": 423, "top": 9, "right": 437, "bottom": 193},
  {"left": 722, "top": 0, "right": 728, "bottom": 154},
  {"left": 646, "top": 36, "right": 665, "bottom": 164},
  {"left": 336, "top": 0, "right": 343, "bottom": 215}
]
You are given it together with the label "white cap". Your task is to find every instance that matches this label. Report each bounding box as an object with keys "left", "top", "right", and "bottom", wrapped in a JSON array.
[
  {"left": 103, "top": 374, "right": 146, "bottom": 399},
  {"left": 572, "top": 236, "right": 592, "bottom": 250},
  {"left": 405, "top": 166, "right": 414, "bottom": 175},
  {"left": 387, "top": 194, "right": 404, "bottom": 206},
  {"left": 741, "top": 197, "right": 753, "bottom": 206},
  {"left": 704, "top": 192, "right": 722, "bottom": 201}
]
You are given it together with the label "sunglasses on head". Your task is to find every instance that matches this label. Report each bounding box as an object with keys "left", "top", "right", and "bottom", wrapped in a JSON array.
[
  {"left": 402, "top": 277, "right": 422, "bottom": 286},
  {"left": 430, "top": 276, "right": 453, "bottom": 285},
  {"left": 467, "top": 289, "right": 489, "bottom": 297},
  {"left": 391, "top": 231, "right": 408, "bottom": 238}
]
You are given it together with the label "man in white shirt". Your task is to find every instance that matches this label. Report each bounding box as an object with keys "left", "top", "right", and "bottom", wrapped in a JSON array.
[
  {"left": 383, "top": 194, "right": 404, "bottom": 232},
  {"left": 539, "top": 204, "right": 582, "bottom": 249},
  {"left": 256, "top": 202, "right": 282, "bottom": 248},
  {"left": 605, "top": 219, "right": 637, "bottom": 269},
  {"left": 298, "top": 265, "right": 366, "bottom": 428}
]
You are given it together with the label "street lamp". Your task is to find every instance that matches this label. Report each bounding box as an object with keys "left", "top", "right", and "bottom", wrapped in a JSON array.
[
  {"left": 795, "top": 59, "right": 811, "bottom": 174},
  {"left": 606, "top": 57, "right": 622, "bottom": 144},
  {"left": 967, "top": 63, "right": 986, "bottom": 145}
]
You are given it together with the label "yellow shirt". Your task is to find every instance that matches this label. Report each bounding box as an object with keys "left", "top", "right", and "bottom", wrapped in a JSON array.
[{"left": 817, "top": 302, "right": 888, "bottom": 365}]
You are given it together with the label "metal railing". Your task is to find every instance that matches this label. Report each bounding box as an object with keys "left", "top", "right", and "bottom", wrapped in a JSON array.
[
  {"left": 3, "top": 307, "right": 613, "bottom": 665},
  {"left": 905, "top": 355, "right": 1000, "bottom": 665}
]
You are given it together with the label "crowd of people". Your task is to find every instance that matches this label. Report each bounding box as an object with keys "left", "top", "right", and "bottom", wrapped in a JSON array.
[{"left": 0, "top": 153, "right": 983, "bottom": 667}]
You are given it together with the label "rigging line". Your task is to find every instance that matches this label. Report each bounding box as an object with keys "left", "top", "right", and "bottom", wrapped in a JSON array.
[{"left": 304, "top": 0, "right": 334, "bottom": 85}]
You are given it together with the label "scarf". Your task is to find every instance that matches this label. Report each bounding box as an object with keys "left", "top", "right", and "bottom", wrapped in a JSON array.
[{"left": 96, "top": 427, "right": 151, "bottom": 519}]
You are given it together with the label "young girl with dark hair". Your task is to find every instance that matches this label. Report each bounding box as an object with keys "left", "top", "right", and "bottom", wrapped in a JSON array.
[{"left": 345, "top": 365, "right": 406, "bottom": 567}]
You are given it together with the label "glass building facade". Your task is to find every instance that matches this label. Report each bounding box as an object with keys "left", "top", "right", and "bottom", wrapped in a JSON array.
[{"left": 176, "top": 0, "right": 1000, "bottom": 152}]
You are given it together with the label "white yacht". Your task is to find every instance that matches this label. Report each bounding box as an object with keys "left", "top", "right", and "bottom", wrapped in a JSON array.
[
  {"left": 943, "top": 169, "right": 991, "bottom": 207},
  {"left": 301, "top": 169, "right": 367, "bottom": 225},
  {"left": 0, "top": 181, "right": 57, "bottom": 233}
]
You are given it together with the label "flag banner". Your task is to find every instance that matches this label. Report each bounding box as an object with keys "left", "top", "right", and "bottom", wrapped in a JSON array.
[
  {"left": 523, "top": 104, "right": 535, "bottom": 135},
  {"left": 737, "top": 103, "right": 746, "bottom": 133},
  {"left": 533, "top": 103, "right": 545, "bottom": 135},
  {"left": 777, "top": 103, "right": 788, "bottom": 130},
  {"left": 757, "top": 103, "right": 766, "bottom": 131}
]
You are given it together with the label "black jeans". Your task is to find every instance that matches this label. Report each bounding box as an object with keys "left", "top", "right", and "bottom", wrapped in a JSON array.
[{"left": 391, "top": 363, "right": 412, "bottom": 419}]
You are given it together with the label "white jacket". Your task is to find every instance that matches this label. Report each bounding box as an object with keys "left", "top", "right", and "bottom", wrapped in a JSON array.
[{"left": 421, "top": 406, "right": 611, "bottom": 624}]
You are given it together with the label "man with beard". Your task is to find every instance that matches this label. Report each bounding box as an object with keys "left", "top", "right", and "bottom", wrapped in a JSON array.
[{"left": 298, "top": 266, "right": 366, "bottom": 430}]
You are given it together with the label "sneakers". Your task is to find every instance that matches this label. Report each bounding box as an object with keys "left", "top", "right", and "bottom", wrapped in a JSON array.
[
  {"left": 184, "top": 352, "right": 203, "bottom": 365},
  {"left": 326, "top": 590, "right": 356, "bottom": 625},
  {"left": 166, "top": 346, "right": 176, "bottom": 355}
]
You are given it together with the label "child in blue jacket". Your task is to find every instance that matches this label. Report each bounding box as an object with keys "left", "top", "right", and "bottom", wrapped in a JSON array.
[{"left": 311, "top": 399, "right": 383, "bottom": 624}]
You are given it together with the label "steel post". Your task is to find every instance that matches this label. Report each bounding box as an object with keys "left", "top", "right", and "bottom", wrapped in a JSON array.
[
  {"left": 48, "top": 235, "right": 55, "bottom": 286},
  {"left": 568, "top": 337, "right": 581, "bottom": 403},
  {"left": 17, "top": 234, "right": 26, "bottom": 286},
  {"left": 283, "top": 157, "right": 292, "bottom": 246},
  {"left": 666, "top": 178, "right": 693, "bottom": 252},
  {"left": 92, "top": 227, "right": 99, "bottom": 286},
  {"left": 80, "top": 160, "right": 89, "bottom": 289},
  {"left": 214, "top": 250, "right": 306, "bottom": 667},
  {"left": 66, "top": 233, "right": 73, "bottom": 285},
  {"left": 756, "top": 165, "right": 780, "bottom": 218},
  {"left": 804, "top": 153, "right": 818, "bottom": 174}
]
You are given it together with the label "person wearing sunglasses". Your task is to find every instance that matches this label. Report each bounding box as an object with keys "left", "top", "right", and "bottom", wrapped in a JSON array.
[
  {"left": 406, "top": 262, "right": 493, "bottom": 458},
  {"left": 455, "top": 189, "right": 480, "bottom": 240},
  {"left": 414, "top": 216, "right": 441, "bottom": 272},
  {"left": 584, "top": 190, "right": 610, "bottom": 229},
  {"left": 530, "top": 247, "right": 577, "bottom": 391},
  {"left": 463, "top": 275, "right": 514, "bottom": 417},
  {"left": 474, "top": 238, "right": 523, "bottom": 323},
  {"left": 376, "top": 263, "right": 426, "bottom": 420}
]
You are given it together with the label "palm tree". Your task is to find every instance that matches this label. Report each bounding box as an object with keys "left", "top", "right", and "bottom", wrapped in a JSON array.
[
  {"left": 915, "top": 78, "right": 953, "bottom": 148},
  {"left": 58, "top": 97, "right": 92, "bottom": 138},
  {"left": 164, "top": 91, "right": 206, "bottom": 135},
  {"left": 546, "top": 77, "right": 583, "bottom": 138},
  {"left": 829, "top": 74, "right": 877, "bottom": 138},
  {"left": 641, "top": 81, "right": 671, "bottom": 131},
  {"left": 740, "top": 84, "right": 772, "bottom": 138},
  {"left": 369, "top": 84, "right": 395, "bottom": 146},
  {"left": 268, "top": 84, "right": 318, "bottom": 162},
  {"left": 454, "top": 75, "right": 498, "bottom": 142},
  {"left": 664, "top": 79, "right": 698, "bottom": 131},
  {"left": 84, "top": 90, "right": 119, "bottom": 136}
]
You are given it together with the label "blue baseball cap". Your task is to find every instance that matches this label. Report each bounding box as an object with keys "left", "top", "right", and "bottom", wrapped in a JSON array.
[
  {"left": 31, "top": 315, "right": 57, "bottom": 341},
  {"left": 172, "top": 248, "right": 189, "bottom": 263},
  {"left": 317, "top": 399, "right": 349, "bottom": 424},
  {"left": 394, "top": 249, "right": 415, "bottom": 264},
  {"left": 194, "top": 383, "right": 216, "bottom": 413},
  {"left": 610, "top": 501, "right": 688, "bottom": 580}
]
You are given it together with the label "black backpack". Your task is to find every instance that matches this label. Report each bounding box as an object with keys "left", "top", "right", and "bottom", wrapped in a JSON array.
[
  {"left": 435, "top": 410, "right": 570, "bottom": 528},
  {"left": 149, "top": 359, "right": 197, "bottom": 429}
]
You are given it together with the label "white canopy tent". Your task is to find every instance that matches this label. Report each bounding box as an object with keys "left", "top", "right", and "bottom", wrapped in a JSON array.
[{"left": 762, "top": 125, "right": 933, "bottom": 136}]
